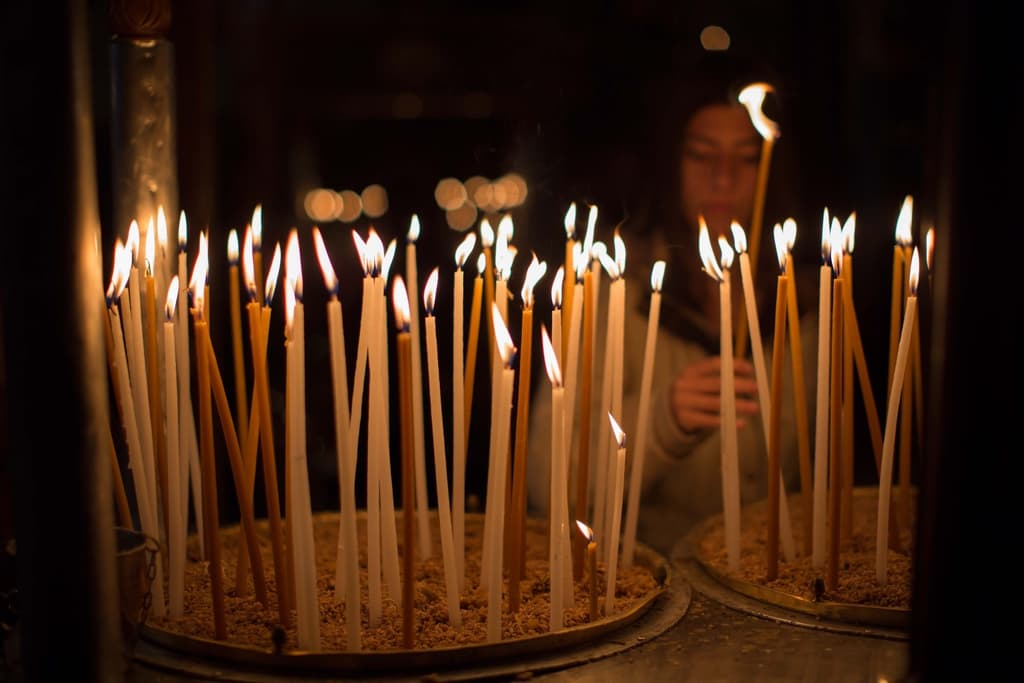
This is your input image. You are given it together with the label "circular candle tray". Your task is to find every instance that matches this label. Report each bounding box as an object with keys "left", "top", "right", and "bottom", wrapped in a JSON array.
[{"left": 135, "top": 511, "right": 688, "bottom": 677}]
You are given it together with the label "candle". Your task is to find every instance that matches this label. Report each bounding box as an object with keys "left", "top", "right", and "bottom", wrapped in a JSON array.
[
  {"left": 312, "top": 229, "right": 361, "bottom": 649},
  {"left": 699, "top": 223, "right": 740, "bottom": 571},
  {"left": 392, "top": 275, "right": 418, "bottom": 649},
  {"left": 405, "top": 215, "right": 432, "bottom": 559},
  {"left": 485, "top": 302, "right": 516, "bottom": 642},
  {"left": 480, "top": 217, "right": 496, "bottom": 364},
  {"left": 887, "top": 196, "right": 913, "bottom": 393},
  {"left": 452, "top": 234, "right": 475, "bottom": 591},
  {"left": 607, "top": 236, "right": 627, "bottom": 552},
  {"left": 227, "top": 229, "right": 249, "bottom": 471},
  {"left": 463, "top": 253, "right": 485, "bottom": 445},
  {"left": 592, "top": 250, "right": 617, "bottom": 549},
  {"left": 363, "top": 235, "right": 384, "bottom": 627},
  {"left": 812, "top": 214, "right": 833, "bottom": 569},
  {"left": 163, "top": 277, "right": 185, "bottom": 617},
  {"left": 766, "top": 225, "right": 789, "bottom": 581},
  {"left": 422, "top": 269, "right": 463, "bottom": 628},
  {"left": 827, "top": 239, "right": 844, "bottom": 591},
  {"left": 573, "top": 208, "right": 597, "bottom": 580},
  {"left": 604, "top": 414, "right": 627, "bottom": 616},
  {"left": 142, "top": 227, "right": 170, "bottom": 549},
  {"left": 378, "top": 239, "right": 404, "bottom": 606},
  {"left": 541, "top": 327, "right": 567, "bottom": 631},
  {"left": 189, "top": 244, "right": 224, "bottom": 638},
  {"left": 577, "top": 521, "right": 598, "bottom": 622},
  {"left": 876, "top": 248, "right": 919, "bottom": 585},
  {"left": 508, "top": 255, "right": 547, "bottom": 613},
  {"left": 252, "top": 204, "right": 264, "bottom": 306},
  {"left": 550, "top": 267, "right": 564, "bottom": 368},
  {"left": 284, "top": 231, "right": 321, "bottom": 651},
  {"left": 561, "top": 203, "right": 577, "bottom": 363},
  {"left": 459, "top": 252, "right": 484, "bottom": 591},
  {"left": 562, "top": 244, "right": 585, "bottom": 478},
  {"left": 621, "top": 261, "right": 665, "bottom": 567},
  {"left": 735, "top": 82, "right": 781, "bottom": 359}
]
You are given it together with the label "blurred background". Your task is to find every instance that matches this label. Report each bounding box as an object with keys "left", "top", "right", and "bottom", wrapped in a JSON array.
[{"left": 88, "top": 0, "right": 942, "bottom": 520}]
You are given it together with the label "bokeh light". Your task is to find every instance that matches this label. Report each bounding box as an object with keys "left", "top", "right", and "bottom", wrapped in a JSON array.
[
  {"left": 434, "top": 177, "right": 468, "bottom": 211},
  {"left": 361, "top": 184, "right": 389, "bottom": 218}
]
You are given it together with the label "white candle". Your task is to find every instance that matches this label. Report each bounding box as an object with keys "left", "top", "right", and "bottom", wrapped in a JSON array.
[
  {"left": 604, "top": 413, "right": 627, "bottom": 616},
  {"left": 699, "top": 223, "right": 740, "bottom": 570},
  {"left": 423, "top": 269, "right": 463, "bottom": 627},
  {"left": 562, "top": 245, "right": 586, "bottom": 493},
  {"left": 812, "top": 214, "right": 834, "bottom": 569},
  {"left": 347, "top": 229, "right": 372, "bottom": 446},
  {"left": 405, "top": 216, "right": 432, "bottom": 559},
  {"left": 593, "top": 252, "right": 617, "bottom": 547},
  {"left": 541, "top": 327, "right": 566, "bottom": 631},
  {"left": 621, "top": 261, "right": 665, "bottom": 567},
  {"left": 163, "top": 277, "right": 185, "bottom": 617},
  {"left": 378, "top": 240, "right": 403, "bottom": 605},
  {"left": 312, "top": 230, "right": 361, "bottom": 650},
  {"left": 285, "top": 233, "right": 320, "bottom": 651},
  {"left": 485, "top": 303, "right": 516, "bottom": 642},
  {"left": 876, "top": 248, "right": 919, "bottom": 585},
  {"left": 452, "top": 233, "right": 475, "bottom": 590}
]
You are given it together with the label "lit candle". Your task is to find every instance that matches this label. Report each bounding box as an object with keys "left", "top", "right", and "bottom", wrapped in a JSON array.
[
  {"left": 312, "top": 228, "right": 361, "bottom": 649},
  {"left": 577, "top": 520, "right": 598, "bottom": 622},
  {"left": 481, "top": 217, "right": 496, "bottom": 364},
  {"left": 189, "top": 241, "right": 224, "bottom": 638},
  {"left": 142, "top": 226, "right": 170, "bottom": 549},
  {"left": 827, "top": 237, "right": 844, "bottom": 591},
  {"left": 699, "top": 222, "right": 740, "bottom": 572},
  {"left": 550, "top": 267, "right": 564, "bottom": 368},
  {"left": 485, "top": 302, "right": 517, "bottom": 643},
  {"left": 562, "top": 203, "right": 577, "bottom": 362},
  {"left": 163, "top": 277, "right": 185, "bottom": 617},
  {"left": 284, "top": 230, "right": 321, "bottom": 651},
  {"left": 592, "top": 248, "right": 618, "bottom": 548},
  {"left": 876, "top": 248, "right": 919, "bottom": 585},
  {"left": 508, "top": 254, "right": 546, "bottom": 613},
  {"left": 421, "top": 269, "right": 462, "bottom": 628},
  {"left": 453, "top": 233, "right": 475, "bottom": 592},
  {"left": 252, "top": 204, "right": 264, "bottom": 305},
  {"left": 735, "top": 82, "right": 781, "bottom": 359},
  {"left": 767, "top": 225, "right": 789, "bottom": 581},
  {"left": 604, "top": 414, "right": 627, "bottom": 616},
  {"left": 541, "top": 326, "right": 567, "bottom": 631},
  {"left": 562, "top": 243, "right": 586, "bottom": 485},
  {"left": 392, "top": 275, "right": 418, "bottom": 649},
  {"left": 463, "top": 253, "right": 485, "bottom": 448},
  {"left": 621, "top": 260, "right": 665, "bottom": 567},
  {"left": 812, "top": 213, "right": 833, "bottom": 569},
  {"left": 227, "top": 228, "right": 249, "bottom": 470},
  {"left": 378, "top": 238, "right": 404, "bottom": 606},
  {"left": 888, "top": 196, "right": 913, "bottom": 394},
  {"left": 361, "top": 233, "right": 384, "bottom": 627},
  {"left": 573, "top": 206, "right": 597, "bottom": 580},
  {"left": 405, "top": 215, "right": 432, "bottom": 559}
]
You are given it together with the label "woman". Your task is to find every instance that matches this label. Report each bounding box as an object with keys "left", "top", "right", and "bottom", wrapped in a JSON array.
[{"left": 527, "top": 49, "right": 818, "bottom": 556}]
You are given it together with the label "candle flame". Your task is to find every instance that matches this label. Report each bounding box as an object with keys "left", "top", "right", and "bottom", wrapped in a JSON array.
[
  {"left": 698, "top": 218, "right": 723, "bottom": 282},
  {"left": 227, "top": 229, "right": 239, "bottom": 266},
  {"left": 407, "top": 213, "right": 421, "bottom": 242},
  {"left": 392, "top": 275, "right": 411, "bottom": 331},
  {"left": 476, "top": 252, "right": 486, "bottom": 276},
  {"left": 773, "top": 223, "right": 788, "bottom": 273},
  {"left": 613, "top": 229, "right": 626, "bottom": 274},
  {"left": 908, "top": 247, "right": 920, "bottom": 295},
  {"left": 367, "top": 229, "right": 385, "bottom": 275},
  {"left": 108, "top": 240, "right": 127, "bottom": 302},
  {"left": 718, "top": 236, "right": 735, "bottom": 270},
  {"left": 783, "top": 217, "right": 797, "bottom": 251},
  {"left": 498, "top": 212, "right": 514, "bottom": 243},
  {"left": 264, "top": 242, "right": 282, "bottom": 306},
  {"left": 252, "top": 204, "right": 263, "bottom": 250},
  {"left": 242, "top": 227, "right": 256, "bottom": 300},
  {"left": 480, "top": 217, "right": 495, "bottom": 248},
  {"left": 165, "top": 276, "right": 179, "bottom": 321},
  {"left": 178, "top": 210, "right": 188, "bottom": 251},
  {"left": 157, "top": 206, "right": 168, "bottom": 251},
  {"left": 564, "top": 202, "right": 577, "bottom": 240},
  {"left": 497, "top": 238, "right": 515, "bottom": 281},
  {"left": 521, "top": 253, "right": 547, "bottom": 308},
  {"left": 455, "top": 232, "right": 476, "bottom": 269},
  {"left": 830, "top": 222, "right": 843, "bottom": 276},
  {"left": 651, "top": 260, "right": 666, "bottom": 291},
  {"left": 737, "top": 82, "right": 780, "bottom": 140},
  {"left": 842, "top": 212, "right": 856, "bottom": 254},
  {"left": 583, "top": 204, "right": 597, "bottom": 257},
  {"left": 730, "top": 221, "right": 747, "bottom": 254},
  {"left": 895, "top": 195, "right": 913, "bottom": 246},
  {"left": 189, "top": 236, "right": 209, "bottom": 316},
  {"left": 312, "top": 227, "right": 339, "bottom": 294},
  {"left": 573, "top": 241, "right": 587, "bottom": 282},
  {"left": 608, "top": 412, "right": 626, "bottom": 449},
  {"left": 144, "top": 220, "right": 155, "bottom": 276},
  {"left": 382, "top": 238, "right": 397, "bottom": 281},
  {"left": 926, "top": 226, "right": 935, "bottom": 272},
  {"left": 127, "top": 220, "right": 140, "bottom": 264},
  {"left": 491, "top": 302, "right": 516, "bottom": 367},
  {"left": 590, "top": 241, "right": 606, "bottom": 269},
  {"left": 540, "top": 324, "right": 562, "bottom": 387},
  {"left": 820, "top": 209, "right": 830, "bottom": 262},
  {"left": 576, "top": 520, "right": 594, "bottom": 543},
  {"left": 117, "top": 240, "right": 133, "bottom": 297},
  {"left": 423, "top": 267, "right": 439, "bottom": 315},
  {"left": 352, "top": 230, "right": 369, "bottom": 276},
  {"left": 551, "top": 266, "right": 564, "bottom": 308},
  {"left": 286, "top": 229, "right": 303, "bottom": 301},
  {"left": 598, "top": 250, "right": 618, "bottom": 280}
]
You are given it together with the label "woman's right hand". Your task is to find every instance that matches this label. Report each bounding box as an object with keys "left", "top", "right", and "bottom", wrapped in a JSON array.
[{"left": 669, "top": 356, "right": 758, "bottom": 434}]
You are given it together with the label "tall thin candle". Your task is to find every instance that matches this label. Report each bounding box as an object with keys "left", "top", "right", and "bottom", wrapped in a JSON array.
[
  {"left": 405, "top": 215, "right": 432, "bottom": 559},
  {"left": 812, "top": 214, "right": 834, "bottom": 569},
  {"left": 143, "top": 227, "right": 169, "bottom": 546},
  {"left": 227, "top": 229, "right": 249, "bottom": 471},
  {"left": 766, "top": 226, "right": 789, "bottom": 581},
  {"left": 163, "top": 277, "right": 185, "bottom": 617},
  {"left": 452, "top": 233, "right": 475, "bottom": 592},
  {"left": 605, "top": 414, "right": 627, "bottom": 616},
  {"left": 827, "top": 241, "right": 845, "bottom": 591},
  {"left": 573, "top": 208, "right": 597, "bottom": 580},
  {"left": 392, "top": 276, "right": 417, "bottom": 649},
  {"left": 541, "top": 327, "right": 567, "bottom": 631},
  {"left": 561, "top": 203, "right": 577, "bottom": 363}
]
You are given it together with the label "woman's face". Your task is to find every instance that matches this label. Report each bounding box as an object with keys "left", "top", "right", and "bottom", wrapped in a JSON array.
[{"left": 680, "top": 103, "right": 762, "bottom": 239}]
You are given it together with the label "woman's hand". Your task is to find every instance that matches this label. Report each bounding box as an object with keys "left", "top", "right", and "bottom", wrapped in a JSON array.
[{"left": 669, "top": 356, "right": 760, "bottom": 434}]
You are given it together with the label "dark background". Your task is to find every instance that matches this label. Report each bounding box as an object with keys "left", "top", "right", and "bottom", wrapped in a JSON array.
[{"left": 87, "top": 1, "right": 943, "bottom": 520}]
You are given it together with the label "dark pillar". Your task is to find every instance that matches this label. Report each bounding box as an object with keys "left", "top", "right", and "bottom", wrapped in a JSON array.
[{"left": 0, "top": 0, "right": 123, "bottom": 679}]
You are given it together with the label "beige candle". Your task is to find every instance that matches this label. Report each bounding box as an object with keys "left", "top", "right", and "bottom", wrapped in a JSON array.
[
  {"left": 767, "top": 228, "right": 789, "bottom": 582},
  {"left": 542, "top": 327, "right": 567, "bottom": 631},
  {"left": 827, "top": 242, "right": 844, "bottom": 592},
  {"left": 562, "top": 203, "right": 577, "bottom": 362},
  {"left": 604, "top": 414, "right": 627, "bottom": 616},
  {"left": 453, "top": 234, "right": 476, "bottom": 591}
]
